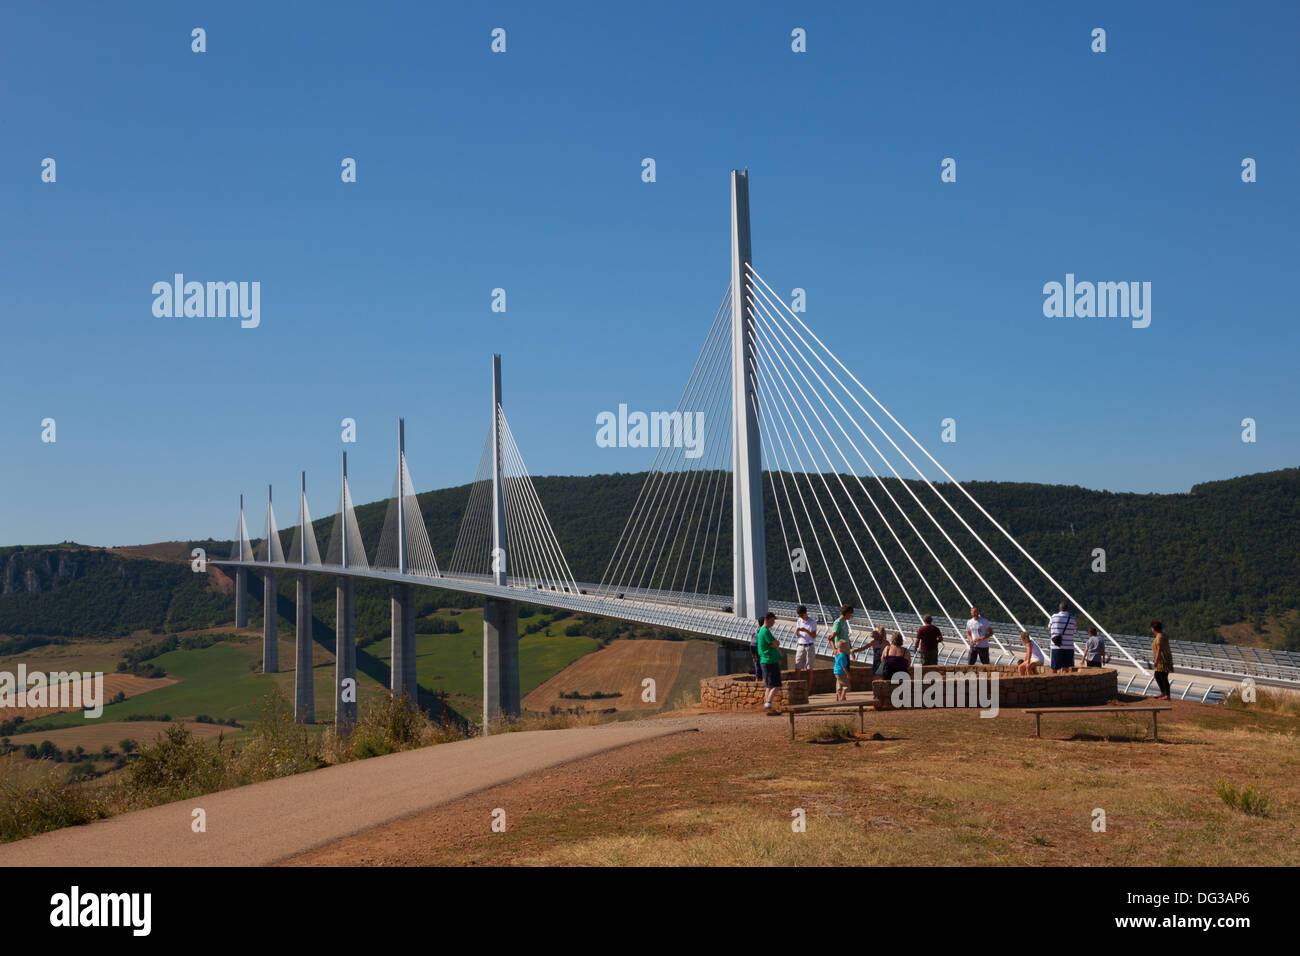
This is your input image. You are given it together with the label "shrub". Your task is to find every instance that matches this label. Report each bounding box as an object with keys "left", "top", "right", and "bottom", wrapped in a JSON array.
[
  {"left": 1216, "top": 780, "right": 1270, "bottom": 817},
  {"left": 416, "top": 615, "right": 462, "bottom": 635},
  {"left": 126, "top": 723, "right": 230, "bottom": 803},
  {"left": 231, "top": 687, "right": 323, "bottom": 781},
  {"left": 322, "top": 692, "right": 466, "bottom": 762},
  {"left": 0, "top": 758, "right": 111, "bottom": 843}
]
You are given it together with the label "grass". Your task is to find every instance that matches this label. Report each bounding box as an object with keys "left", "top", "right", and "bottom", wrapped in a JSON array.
[
  {"left": 0, "top": 757, "right": 111, "bottom": 843},
  {"left": 0, "top": 686, "right": 470, "bottom": 843},
  {"left": 391, "top": 700, "right": 1300, "bottom": 867},
  {"left": 365, "top": 609, "right": 599, "bottom": 716},
  {"left": 8, "top": 611, "right": 608, "bottom": 749},
  {"left": 808, "top": 721, "right": 858, "bottom": 742},
  {"left": 1223, "top": 686, "right": 1300, "bottom": 718}
]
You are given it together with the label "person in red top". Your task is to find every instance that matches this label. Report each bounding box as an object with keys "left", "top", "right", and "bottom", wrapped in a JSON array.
[{"left": 913, "top": 615, "right": 943, "bottom": 666}]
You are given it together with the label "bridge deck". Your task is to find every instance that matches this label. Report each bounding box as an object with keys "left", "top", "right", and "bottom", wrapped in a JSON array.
[{"left": 214, "top": 559, "right": 1299, "bottom": 693}]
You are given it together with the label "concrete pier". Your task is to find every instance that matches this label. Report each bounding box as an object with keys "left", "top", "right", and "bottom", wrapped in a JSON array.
[
  {"left": 335, "top": 576, "right": 357, "bottom": 732},
  {"left": 234, "top": 567, "right": 248, "bottom": 628},
  {"left": 295, "top": 573, "right": 314, "bottom": 722},
  {"left": 483, "top": 597, "right": 520, "bottom": 724},
  {"left": 390, "top": 583, "right": 417, "bottom": 703},
  {"left": 262, "top": 571, "right": 278, "bottom": 673}
]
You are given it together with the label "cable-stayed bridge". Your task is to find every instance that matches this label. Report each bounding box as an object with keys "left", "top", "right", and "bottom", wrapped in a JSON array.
[{"left": 213, "top": 171, "right": 1297, "bottom": 728}]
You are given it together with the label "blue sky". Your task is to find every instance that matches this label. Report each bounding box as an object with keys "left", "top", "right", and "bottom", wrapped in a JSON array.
[{"left": 1, "top": 1, "right": 1296, "bottom": 547}]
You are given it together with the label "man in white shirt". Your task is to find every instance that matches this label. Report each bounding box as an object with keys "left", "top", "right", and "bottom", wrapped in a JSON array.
[
  {"left": 965, "top": 605, "right": 993, "bottom": 665},
  {"left": 793, "top": 604, "right": 818, "bottom": 686},
  {"left": 1048, "top": 602, "right": 1078, "bottom": 670}
]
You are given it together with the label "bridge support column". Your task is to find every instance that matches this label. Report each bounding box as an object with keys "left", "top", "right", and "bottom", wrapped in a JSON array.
[
  {"left": 262, "top": 571, "right": 278, "bottom": 673},
  {"left": 391, "top": 583, "right": 417, "bottom": 703},
  {"left": 335, "top": 576, "right": 357, "bottom": 733},
  {"left": 295, "top": 573, "right": 313, "bottom": 723},
  {"left": 730, "top": 169, "right": 767, "bottom": 621},
  {"left": 234, "top": 567, "right": 248, "bottom": 628},
  {"left": 483, "top": 597, "right": 519, "bottom": 725}
]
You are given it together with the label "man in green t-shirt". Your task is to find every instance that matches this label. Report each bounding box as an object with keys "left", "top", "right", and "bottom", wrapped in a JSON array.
[
  {"left": 756, "top": 612, "right": 783, "bottom": 711},
  {"left": 828, "top": 605, "right": 855, "bottom": 663}
]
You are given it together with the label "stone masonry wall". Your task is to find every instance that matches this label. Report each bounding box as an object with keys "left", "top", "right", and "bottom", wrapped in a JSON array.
[
  {"left": 872, "top": 665, "right": 1117, "bottom": 710},
  {"left": 700, "top": 675, "right": 809, "bottom": 710}
]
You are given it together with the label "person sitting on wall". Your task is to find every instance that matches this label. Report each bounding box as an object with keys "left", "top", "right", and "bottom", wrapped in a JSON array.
[
  {"left": 868, "top": 626, "right": 890, "bottom": 673},
  {"left": 881, "top": 633, "right": 912, "bottom": 678},
  {"left": 1017, "top": 630, "right": 1045, "bottom": 675}
]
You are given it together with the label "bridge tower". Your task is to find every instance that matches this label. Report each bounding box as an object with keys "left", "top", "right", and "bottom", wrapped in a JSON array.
[
  {"left": 262, "top": 484, "right": 279, "bottom": 673},
  {"left": 234, "top": 494, "right": 249, "bottom": 628},
  {"left": 483, "top": 353, "right": 521, "bottom": 724},
  {"left": 294, "top": 471, "right": 314, "bottom": 723},
  {"left": 730, "top": 169, "right": 767, "bottom": 620},
  {"left": 335, "top": 451, "right": 358, "bottom": 733},
  {"left": 390, "top": 419, "right": 418, "bottom": 703}
]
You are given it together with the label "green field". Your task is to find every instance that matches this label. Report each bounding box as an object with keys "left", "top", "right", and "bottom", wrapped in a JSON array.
[
  {"left": 6, "top": 608, "right": 602, "bottom": 742},
  {"left": 362, "top": 609, "right": 599, "bottom": 718}
]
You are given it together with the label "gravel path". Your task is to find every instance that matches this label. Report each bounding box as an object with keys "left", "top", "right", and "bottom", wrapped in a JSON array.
[{"left": 0, "top": 720, "right": 699, "bottom": 867}]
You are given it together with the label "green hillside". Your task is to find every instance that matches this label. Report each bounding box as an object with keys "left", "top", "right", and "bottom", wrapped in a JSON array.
[{"left": 2, "top": 467, "right": 1299, "bottom": 648}]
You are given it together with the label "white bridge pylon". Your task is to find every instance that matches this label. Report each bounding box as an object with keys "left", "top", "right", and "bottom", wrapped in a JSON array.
[{"left": 213, "top": 169, "right": 1145, "bottom": 679}]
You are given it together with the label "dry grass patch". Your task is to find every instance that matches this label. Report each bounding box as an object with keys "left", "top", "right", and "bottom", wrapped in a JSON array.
[{"left": 390, "top": 701, "right": 1300, "bottom": 867}]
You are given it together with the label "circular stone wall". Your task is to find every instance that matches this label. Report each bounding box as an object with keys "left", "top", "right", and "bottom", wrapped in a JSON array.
[
  {"left": 700, "top": 674, "right": 809, "bottom": 710},
  {"left": 871, "top": 665, "right": 1117, "bottom": 710}
]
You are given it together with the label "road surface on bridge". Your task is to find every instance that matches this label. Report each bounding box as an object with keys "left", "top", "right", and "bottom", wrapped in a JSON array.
[{"left": 0, "top": 720, "right": 698, "bottom": 867}]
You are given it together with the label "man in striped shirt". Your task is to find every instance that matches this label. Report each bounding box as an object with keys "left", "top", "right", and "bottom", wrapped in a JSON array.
[{"left": 1048, "top": 602, "right": 1078, "bottom": 670}]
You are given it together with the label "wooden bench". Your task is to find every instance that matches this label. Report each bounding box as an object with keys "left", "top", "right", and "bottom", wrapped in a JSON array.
[
  {"left": 1026, "top": 704, "right": 1172, "bottom": 741},
  {"left": 780, "top": 700, "right": 872, "bottom": 740}
]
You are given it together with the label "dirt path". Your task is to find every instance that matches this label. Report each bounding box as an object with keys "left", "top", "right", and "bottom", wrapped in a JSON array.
[{"left": 0, "top": 720, "right": 698, "bottom": 867}]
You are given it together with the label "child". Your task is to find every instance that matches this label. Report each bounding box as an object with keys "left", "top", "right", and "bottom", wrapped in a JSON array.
[{"left": 833, "top": 639, "right": 851, "bottom": 701}]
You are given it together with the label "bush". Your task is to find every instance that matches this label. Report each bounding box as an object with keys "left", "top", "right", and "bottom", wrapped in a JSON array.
[
  {"left": 230, "top": 686, "right": 323, "bottom": 781},
  {"left": 416, "top": 615, "right": 462, "bottom": 635},
  {"left": 322, "top": 692, "right": 465, "bottom": 762},
  {"left": 126, "top": 723, "right": 230, "bottom": 803},
  {"left": 1216, "top": 780, "right": 1270, "bottom": 817},
  {"left": 0, "top": 758, "right": 111, "bottom": 843}
]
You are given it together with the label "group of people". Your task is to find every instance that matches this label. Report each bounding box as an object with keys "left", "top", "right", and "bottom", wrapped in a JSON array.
[
  {"left": 1015, "top": 615, "right": 1105, "bottom": 675},
  {"left": 753, "top": 604, "right": 947, "bottom": 709},
  {"left": 752, "top": 600, "right": 1178, "bottom": 706}
]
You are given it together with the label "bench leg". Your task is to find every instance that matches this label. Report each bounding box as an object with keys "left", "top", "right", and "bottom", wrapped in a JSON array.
[
  {"left": 1035, "top": 714, "right": 1041, "bottom": 738},
  {"left": 859, "top": 706, "right": 865, "bottom": 734},
  {"left": 789, "top": 712, "right": 795, "bottom": 741},
  {"left": 1152, "top": 710, "right": 1159, "bottom": 742}
]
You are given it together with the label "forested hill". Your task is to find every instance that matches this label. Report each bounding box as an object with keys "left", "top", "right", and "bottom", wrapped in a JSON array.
[{"left": 1, "top": 468, "right": 1298, "bottom": 648}]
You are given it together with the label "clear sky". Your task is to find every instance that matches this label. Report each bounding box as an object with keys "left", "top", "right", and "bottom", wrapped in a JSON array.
[{"left": 1, "top": 1, "right": 1296, "bottom": 547}]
